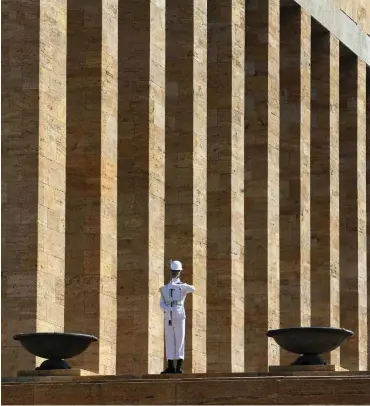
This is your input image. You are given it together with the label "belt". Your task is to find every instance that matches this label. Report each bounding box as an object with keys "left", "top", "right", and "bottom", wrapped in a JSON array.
[{"left": 169, "top": 300, "right": 183, "bottom": 306}]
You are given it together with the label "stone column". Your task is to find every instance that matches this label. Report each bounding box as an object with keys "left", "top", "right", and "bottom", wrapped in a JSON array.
[
  {"left": 65, "top": 0, "right": 118, "bottom": 374},
  {"left": 299, "top": 10, "right": 311, "bottom": 330},
  {"left": 329, "top": 35, "right": 341, "bottom": 366},
  {"left": 339, "top": 47, "right": 367, "bottom": 371},
  {"left": 207, "top": 0, "right": 245, "bottom": 372},
  {"left": 279, "top": 3, "right": 311, "bottom": 364},
  {"left": 100, "top": 0, "right": 119, "bottom": 374},
  {"left": 165, "top": 0, "right": 207, "bottom": 372},
  {"left": 116, "top": 0, "right": 166, "bottom": 374},
  {"left": 356, "top": 59, "right": 367, "bottom": 371},
  {"left": 244, "top": 0, "right": 280, "bottom": 372},
  {"left": 2, "top": 0, "right": 67, "bottom": 376},
  {"left": 310, "top": 23, "right": 340, "bottom": 364},
  {"left": 367, "top": 66, "right": 370, "bottom": 371}
]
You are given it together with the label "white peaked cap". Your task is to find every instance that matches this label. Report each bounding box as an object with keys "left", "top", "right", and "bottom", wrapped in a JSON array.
[{"left": 170, "top": 260, "right": 182, "bottom": 271}]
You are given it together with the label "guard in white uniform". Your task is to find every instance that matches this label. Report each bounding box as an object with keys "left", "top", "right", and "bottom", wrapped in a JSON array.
[{"left": 159, "top": 260, "right": 195, "bottom": 373}]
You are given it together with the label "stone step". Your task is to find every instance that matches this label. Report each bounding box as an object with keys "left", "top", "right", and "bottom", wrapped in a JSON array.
[
  {"left": 2, "top": 373, "right": 370, "bottom": 405},
  {"left": 4, "top": 369, "right": 370, "bottom": 383}
]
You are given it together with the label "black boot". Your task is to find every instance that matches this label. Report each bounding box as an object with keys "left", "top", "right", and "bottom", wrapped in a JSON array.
[
  {"left": 161, "top": 359, "right": 175, "bottom": 374},
  {"left": 176, "top": 359, "right": 184, "bottom": 373}
]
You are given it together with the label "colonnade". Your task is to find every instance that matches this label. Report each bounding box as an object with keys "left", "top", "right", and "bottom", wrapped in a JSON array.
[{"left": 2, "top": 0, "right": 369, "bottom": 376}]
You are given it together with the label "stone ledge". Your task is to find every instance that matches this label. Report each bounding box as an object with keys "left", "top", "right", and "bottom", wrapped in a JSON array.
[
  {"left": 17, "top": 369, "right": 97, "bottom": 377},
  {"left": 2, "top": 374, "right": 370, "bottom": 405},
  {"left": 3, "top": 370, "right": 370, "bottom": 384},
  {"left": 269, "top": 364, "right": 348, "bottom": 375}
]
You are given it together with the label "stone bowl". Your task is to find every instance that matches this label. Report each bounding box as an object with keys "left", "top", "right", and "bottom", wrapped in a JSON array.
[
  {"left": 267, "top": 327, "right": 353, "bottom": 365},
  {"left": 13, "top": 332, "right": 98, "bottom": 370}
]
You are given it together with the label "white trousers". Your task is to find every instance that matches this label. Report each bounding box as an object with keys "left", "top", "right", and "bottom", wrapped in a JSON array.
[{"left": 164, "top": 318, "right": 185, "bottom": 360}]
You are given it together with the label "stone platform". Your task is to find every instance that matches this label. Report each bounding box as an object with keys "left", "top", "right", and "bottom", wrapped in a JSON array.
[{"left": 2, "top": 371, "right": 370, "bottom": 405}]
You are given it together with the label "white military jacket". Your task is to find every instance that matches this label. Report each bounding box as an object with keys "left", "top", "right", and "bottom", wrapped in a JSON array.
[{"left": 160, "top": 277, "right": 195, "bottom": 320}]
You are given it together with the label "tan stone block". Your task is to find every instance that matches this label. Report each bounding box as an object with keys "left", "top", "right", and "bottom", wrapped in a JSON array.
[
  {"left": 278, "top": 377, "right": 370, "bottom": 404},
  {"left": 101, "top": 380, "right": 175, "bottom": 404},
  {"left": 176, "top": 378, "right": 278, "bottom": 404},
  {"left": 2, "top": 383, "right": 35, "bottom": 405},
  {"left": 34, "top": 382, "right": 100, "bottom": 405}
]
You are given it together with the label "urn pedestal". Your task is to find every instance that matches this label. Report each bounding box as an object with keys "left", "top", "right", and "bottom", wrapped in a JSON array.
[
  {"left": 13, "top": 332, "right": 98, "bottom": 376},
  {"left": 267, "top": 327, "right": 353, "bottom": 372}
]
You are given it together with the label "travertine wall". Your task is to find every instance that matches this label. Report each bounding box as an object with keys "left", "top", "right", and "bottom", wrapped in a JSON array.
[
  {"left": 1, "top": 0, "right": 369, "bottom": 377},
  {"left": 165, "top": 0, "right": 207, "bottom": 372},
  {"left": 338, "top": 47, "right": 367, "bottom": 371},
  {"left": 207, "top": 0, "right": 245, "bottom": 373},
  {"left": 310, "top": 22, "right": 341, "bottom": 365},
  {"left": 64, "top": 0, "right": 118, "bottom": 375},
  {"left": 279, "top": 4, "right": 311, "bottom": 364},
  {"left": 243, "top": 0, "right": 280, "bottom": 372},
  {"left": 2, "top": 0, "right": 67, "bottom": 374},
  {"left": 115, "top": 0, "right": 166, "bottom": 375}
]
